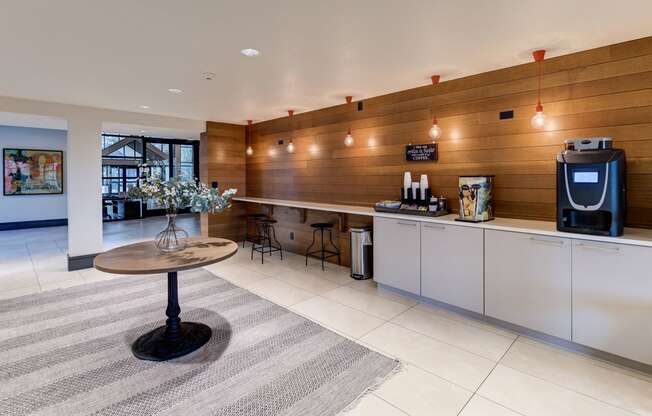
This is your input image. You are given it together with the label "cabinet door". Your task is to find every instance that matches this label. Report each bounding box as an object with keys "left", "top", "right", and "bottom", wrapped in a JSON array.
[
  {"left": 485, "top": 230, "right": 572, "bottom": 340},
  {"left": 373, "top": 217, "right": 421, "bottom": 294},
  {"left": 572, "top": 240, "right": 652, "bottom": 365},
  {"left": 421, "top": 223, "right": 484, "bottom": 313}
]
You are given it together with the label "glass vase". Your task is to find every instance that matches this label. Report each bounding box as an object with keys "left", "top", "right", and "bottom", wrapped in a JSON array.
[{"left": 155, "top": 212, "right": 189, "bottom": 253}]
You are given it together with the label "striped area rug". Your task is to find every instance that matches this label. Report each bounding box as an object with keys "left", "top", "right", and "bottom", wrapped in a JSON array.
[{"left": 0, "top": 269, "right": 399, "bottom": 416}]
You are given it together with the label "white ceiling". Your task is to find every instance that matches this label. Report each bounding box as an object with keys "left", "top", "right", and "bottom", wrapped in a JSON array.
[{"left": 1, "top": 0, "right": 651, "bottom": 124}]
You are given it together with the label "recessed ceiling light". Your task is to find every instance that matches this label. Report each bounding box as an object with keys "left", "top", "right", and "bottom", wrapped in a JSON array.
[
  {"left": 167, "top": 88, "right": 183, "bottom": 94},
  {"left": 240, "top": 48, "right": 260, "bottom": 57},
  {"left": 139, "top": 105, "right": 150, "bottom": 109}
]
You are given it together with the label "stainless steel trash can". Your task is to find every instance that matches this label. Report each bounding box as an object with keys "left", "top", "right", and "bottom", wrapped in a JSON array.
[{"left": 350, "top": 227, "right": 373, "bottom": 280}]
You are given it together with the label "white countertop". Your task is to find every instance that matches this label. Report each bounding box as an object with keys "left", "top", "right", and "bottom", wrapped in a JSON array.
[
  {"left": 234, "top": 196, "right": 652, "bottom": 248},
  {"left": 233, "top": 197, "right": 376, "bottom": 216}
]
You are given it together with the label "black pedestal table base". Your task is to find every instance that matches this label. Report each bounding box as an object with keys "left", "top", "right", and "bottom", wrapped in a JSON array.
[{"left": 132, "top": 271, "right": 212, "bottom": 361}]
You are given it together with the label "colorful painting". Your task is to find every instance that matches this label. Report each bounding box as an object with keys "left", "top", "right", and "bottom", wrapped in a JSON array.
[{"left": 3, "top": 149, "right": 63, "bottom": 195}]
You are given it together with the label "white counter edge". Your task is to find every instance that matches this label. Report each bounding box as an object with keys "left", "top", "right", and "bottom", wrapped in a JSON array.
[{"left": 233, "top": 196, "right": 652, "bottom": 248}]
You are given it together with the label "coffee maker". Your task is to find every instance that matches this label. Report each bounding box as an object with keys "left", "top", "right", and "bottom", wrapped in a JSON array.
[{"left": 556, "top": 137, "right": 626, "bottom": 236}]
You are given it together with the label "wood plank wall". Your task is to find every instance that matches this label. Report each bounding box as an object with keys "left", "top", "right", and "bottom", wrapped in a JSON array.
[
  {"left": 247, "top": 37, "right": 652, "bottom": 234},
  {"left": 200, "top": 122, "right": 246, "bottom": 241}
]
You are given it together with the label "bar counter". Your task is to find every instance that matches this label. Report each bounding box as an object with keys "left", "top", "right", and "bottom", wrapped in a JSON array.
[{"left": 234, "top": 196, "right": 652, "bottom": 248}]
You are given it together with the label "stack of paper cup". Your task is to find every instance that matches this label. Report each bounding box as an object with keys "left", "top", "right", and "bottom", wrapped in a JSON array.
[
  {"left": 411, "top": 182, "right": 419, "bottom": 200},
  {"left": 420, "top": 175, "right": 429, "bottom": 200},
  {"left": 403, "top": 172, "right": 412, "bottom": 194}
]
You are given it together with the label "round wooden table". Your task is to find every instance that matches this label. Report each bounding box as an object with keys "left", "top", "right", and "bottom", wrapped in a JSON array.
[{"left": 94, "top": 237, "right": 238, "bottom": 361}]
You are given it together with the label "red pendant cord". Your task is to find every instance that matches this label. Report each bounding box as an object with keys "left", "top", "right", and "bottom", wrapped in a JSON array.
[
  {"left": 287, "top": 110, "right": 293, "bottom": 144},
  {"left": 247, "top": 120, "right": 252, "bottom": 148},
  {"left": 345, "top": 96, "right": 353, "bottom": 138},
  {"left": 431, "top": 75, "right": 440, "bottom": 125},
  {"left": 537, "top": 59, "right": 542, "bottom": 110},
  {"left": 533, "top": 50, "right": 545, "bottom": 112}
]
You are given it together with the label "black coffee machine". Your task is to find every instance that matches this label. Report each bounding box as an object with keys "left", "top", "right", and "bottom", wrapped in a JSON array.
[{"left": 557, "top": 137, "right": 625, "bottom": 236}]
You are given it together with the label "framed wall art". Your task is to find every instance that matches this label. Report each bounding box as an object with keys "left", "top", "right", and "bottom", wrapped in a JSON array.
[{"left": 3, "top": 148, "right": 64, "bottom": 195}]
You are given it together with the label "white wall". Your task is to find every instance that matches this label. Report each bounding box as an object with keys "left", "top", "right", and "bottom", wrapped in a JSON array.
[
  {"left": 0, "top": 126, "right": 67, "bottom": 223},
  {"left": 0, "top": 95, "right": 205, "bottom": 260}
]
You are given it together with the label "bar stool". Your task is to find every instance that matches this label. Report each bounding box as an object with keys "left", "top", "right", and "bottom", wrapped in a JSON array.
[
  {"left": 243, "top": 213, "right": 268, "bottom": 247},
  {"left": 305, "top": 223, "right": 341, "bottom": 271},
  {"left": 251, "top": 218, "right": 283, "bottom": 264}
]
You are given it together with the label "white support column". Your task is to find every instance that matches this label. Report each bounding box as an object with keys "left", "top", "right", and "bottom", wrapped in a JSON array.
[{"left": 66, "top": 116, "right": 103, "bottom": 269}]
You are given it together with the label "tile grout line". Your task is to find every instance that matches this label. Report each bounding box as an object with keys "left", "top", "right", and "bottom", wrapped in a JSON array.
[
  {"left": 517, "top": 334, "right": 652, "bottom": 384},
  {"left": 370, "top": 393, "right": 411, "bottom": 415},
  {"left": 414, "top": 303, "right": 518, "bottom": 339},
  {"left": 242, "top": 263, "right": 412, "bottom": 322},
  {"left": 353, "top": 335, "right": 478, "bottom": 394},
  {"left": 221, "top": 262, "right": 524, "bottom": 385},
  {"left": 496, "top": 360, "right": 644, "bottom": 416},
  {"left": 454, "top": 335, "right": 520, "bottom": 416},
  {"left": 383, "top": 318, "right": 514, "bottom": 364},
  {"left": 25, "top": 241, "right": 43, "bottom": 293},
  {"left": 468, "top": 395, "right": 529, "bottom": 416}
]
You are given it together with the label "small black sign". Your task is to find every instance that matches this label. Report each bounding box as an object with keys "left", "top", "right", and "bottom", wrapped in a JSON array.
[
  {"left": 499, "top": 110, "right": 514, "bottom": 120},
  {"left": 406, "top": 143, "right": 437, "bottom": 161}
]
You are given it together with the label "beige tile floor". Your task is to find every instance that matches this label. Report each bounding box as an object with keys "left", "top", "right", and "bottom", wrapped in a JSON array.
[
  {"left": 0, "top": 214, "right": 201, "bottom": 299},
  {"left": 207, "top": 248, "right": 652, "bottom": 416},
  {"left": 1, "top": 221, "right": 652, "bottom": 415}
]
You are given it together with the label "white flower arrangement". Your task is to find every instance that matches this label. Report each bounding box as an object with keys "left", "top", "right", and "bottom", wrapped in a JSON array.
[{"left": 128, "top": 163, "right": 237, "bottom": 214}]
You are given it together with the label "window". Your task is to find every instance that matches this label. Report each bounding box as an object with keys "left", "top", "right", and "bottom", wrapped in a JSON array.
[
  {"left": 100, "top": 134, "right": 198, "bottom": 211},
  {"left": 174, "top": 144, "right": 195, "bottom": 180},
  {"left": 102, "top": 166, "right": 140, "bottom": 196},
  {"left": 146, "top": 142, "right": 170, "bottom": 180},
  {"left": 102, "top": 136, "right": 143, "bottom": 160},
  {"left": 101, "top": 136, "right": 143, "bottom": 196}
]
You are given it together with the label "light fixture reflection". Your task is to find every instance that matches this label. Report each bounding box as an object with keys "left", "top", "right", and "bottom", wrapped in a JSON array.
[
  {"left": 246, "top": 146, "right": 254, "bottom": 156},
  {"left": 287, "top": 140, "right": 295, "bottom": 153}
]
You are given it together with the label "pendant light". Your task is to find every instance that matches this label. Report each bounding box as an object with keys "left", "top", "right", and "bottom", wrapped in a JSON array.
[
  {"left": 428, "top": 75, "right": 442, "bottom": 141},
  {"left": 245, "top": 120, "right": 254, "bottom": 156},
  {"left": 286, "top": 110, "right": 295, "bottom": 153},
  {"left": 344, "top": 96, "right": 354, "bottom": 146},
  {"left": 531, "top": 49, "right": 546, "bottom": 129}
]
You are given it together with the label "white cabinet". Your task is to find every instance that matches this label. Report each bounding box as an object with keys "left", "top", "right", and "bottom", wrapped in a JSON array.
[
  {"left": 373, "top": 217, "right": 421, "bottom": 294},
  {"left": 421, "top": 223, "right": 484, "bottom": 313},
  {"left": 572, "top": 240, "right": 652, "bottom": 365},
  {"left": 485, "top": 230, "right": 572, "bottom": 340}
]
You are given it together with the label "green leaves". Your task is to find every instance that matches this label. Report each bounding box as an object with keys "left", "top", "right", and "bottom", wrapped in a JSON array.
[{"left": 127, "top": 163, "right": 236, "bottom": 214}]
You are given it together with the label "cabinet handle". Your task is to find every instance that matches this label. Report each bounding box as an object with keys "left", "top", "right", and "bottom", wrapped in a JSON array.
[
  {"left": 575, "top": 242, "right": 620, "bottom": 252},
  {"left": 396, "top": 221, "right": 417, "bottom": 227},
  {"left": 423, "top": 224, "right": 446, "bottom": 230},
  {"left": 529, "top": 236, "right": 564, "bottom": 245}
]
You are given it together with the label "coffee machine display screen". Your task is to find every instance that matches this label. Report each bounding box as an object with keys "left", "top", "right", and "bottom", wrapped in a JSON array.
[{"left": 573, "top": 171, "right": 599, "bottom": 183}]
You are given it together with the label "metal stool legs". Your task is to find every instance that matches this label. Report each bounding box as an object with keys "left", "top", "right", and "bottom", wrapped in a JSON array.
[
  {"left": 251, "top": 222, "right": 283, "bottom": 264},
  {"left": 305, "top": 227, "right": 341, "bottom": 271}
]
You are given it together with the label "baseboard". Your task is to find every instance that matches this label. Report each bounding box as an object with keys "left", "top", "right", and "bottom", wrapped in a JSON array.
[
  {"left": 67, "top": 253, "right": 99, "bottom": 271},
  {"left": 0, "top": 218, "right": 68, "bottom": 231},
  {"left": 378, "top": 283, "right": 652, "bottom": 376}
]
